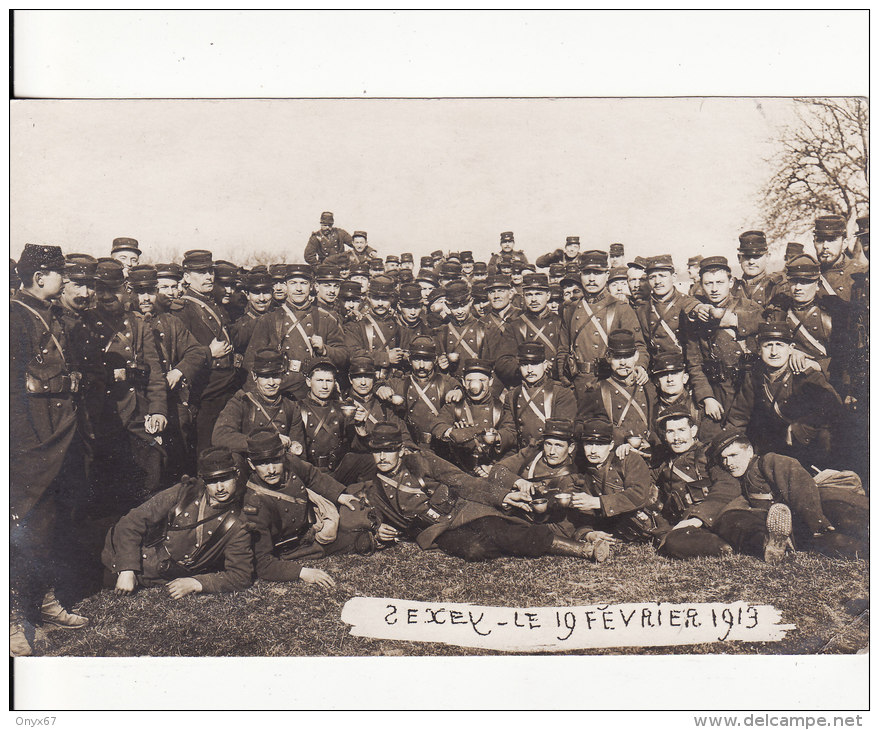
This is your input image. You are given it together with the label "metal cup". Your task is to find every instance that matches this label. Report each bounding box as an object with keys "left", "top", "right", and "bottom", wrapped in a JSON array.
[
  {"left": 448, "top": 352, "right": 460, "bottom": 363},
  {"left": 531, "top": 498, "right": 549, "bottom": 514},
  {"left": 340, "top": 403, "right": 356, "bottom": 418},
  {"left": 555, "top": 492, "right": 573, "bottom": 508}
]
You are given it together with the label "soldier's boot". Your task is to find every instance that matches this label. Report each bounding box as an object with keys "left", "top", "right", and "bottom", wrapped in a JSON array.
[
  {"left": 10, "top": 612, "right": 33, "bottom": 657},
  {"left": 40, "top": 589, "right": 89, "bottom": 630},
  {"left": 763, "top": 503, "right": 793, "bottom": 566},
  {"left": 548, "top": 534, "right": 610, "bottom": 563}
]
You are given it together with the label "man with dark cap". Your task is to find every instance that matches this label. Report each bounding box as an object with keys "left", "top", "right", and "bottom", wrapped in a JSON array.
[
  {"left": 481, "top": 274, "right": 522, "bottom": 344},
  {"left": 130, "top": 264, "right": 208, "bottom": 484},
  {"left": 102, "top": 446, "right": 253, "bottom": 598},
  {"left": 385, "top": 254, "right": 400, "bottom": 273},
  {"left": 650, "top": 351, "right": 716, "bottom": 442},
  {"left": 435, "top": 281, "right": 490, "bottom": 377},
  {"left": 712, "top": 430, "right": 868, "bottom": 560},
  {"left": 685, "top": 255, "right": 704, "bottom": 298},
  {"left": 298, "top": 359, "right": 349, "bottom": 473},
  {"left": 433, "top": 358, "right": 516, "bottom": 476},
  {"left": 488, "top": 231, "right": 529, "bottom": 273},
  {"left": 415, "top": 268, "right": 439, "bottom": 307},
  {"left": 813, "top": 214, "right": 866, "bottom": 302},
  {"left": 230, "top": 268, "right": 274, "bottom": 355},
  {"left": 338, "top": 280, "right": 365, "bottom": 325},
  {"left": 344, "top": 355, "right": 412, "bottom": 450},
  {"left": 212, "top": 348, "right": 305, "bottom": 460},
  {"left": 84, "top": 259, "right": 168, "bottom": 507},
  {"left": 425, "top": 286, "right": 450, "bottom": 329},
  {"left": 626, "top": 256, "right": 650, "bottom": 308},
  {"left": 732, "top": 230, "right": 783, "bottom": 309},
  {"left": 242, "top": 430, "right": 372, "bottom": 587},
  {"left": 504, "top": 342, "right": 578, "bottom": 450},
  {"left": 156, "top": 262, "right": 185, "bottom": 312},
  {"left": 607, "top": 267, "right": 630, "bottom": 302},
  {"left": 725, "top": 322, "right": 847, "bottom": 471},
  {"left": 304, "top": 211, "right": 353, "bottom": 266},
  {"left": 269, "top": 264, "right": 289, "bottom": 309},
  {"left": 437, "top": 260, "right": 463, "bottom": 289},
  {"left": 399, "top": 252, "right": 415, "bottom": 273},
  {"left": 313, "top": 264, "right": 344, "bottom": 324},
  {"left": 635, "top": 254, "right": 699, "bottom": 360},
  {"left": 536, "top": 236, "right": 581, "bottom": 269},
  {"left": 177, "top": 250, "right": 239, "bottom": 455},
  {"left": 341, "top": 231, "right": 376, "bottom": 268},
  {"left": 110, "top": 237, "right": 141, "bottom": 277},
  {"left": 244, "top": 263, "right": 347, "bottom": 400},
  {"left": 682, "top": 255, "right": 762, "bottom": 430},
  {"left": 560, "top": 265, "right": 585, "bottom": 308},
  {"left": 607, "top": 242, "right": 625, "bottom": 269},
  {"left": 11, "top": 244, "right": 90, "bottom": 656},
  {"left": 213, "top": 260, "right": 243, "bottom": 322},
  {"left": 344, "top": 275, "right": 403, "bottom": 379},
  {"left": 396, "top": 282, "right": 431, "bottom": 350},
  {"left": 348, "top": 422, "right": 608, "bottom": 562},
  {"left": 578, "top": 330, "right": 658, "bottom": 453},
  {"left": 385, "top": 335, "right": 463, "bottom": 448},
  {"left": 564, "top": 250, "right": 648, "bottom": 403}
]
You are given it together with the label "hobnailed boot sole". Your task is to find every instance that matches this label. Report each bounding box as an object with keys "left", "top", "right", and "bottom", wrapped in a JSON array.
[
  {"left": 764, "top": 503, "right": 793, "bottom": 565},
  {"left": 591, "top": 538, "right": 610, "bottom": 563}
]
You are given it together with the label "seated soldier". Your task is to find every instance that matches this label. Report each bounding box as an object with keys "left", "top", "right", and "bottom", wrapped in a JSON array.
[
  {"left": 652, "top": 407, "right": 788, "bottom": 562},
  {"left": 504, "top": 342, "right": 577, "bottom": 450},
  {"left": 242, "top": 430, "right": 376, "bottom": 587},
  {"left": 212, "top": 348, "right": 305, "bottom": 460},
  {"left": 299, "top": 358, "right": 349, "bottom": 473},
  {"left": 650, "top": 351, "right": 717, "bottom": 443},
  {"left": 433, "top": 358, "right": 517, "bottom": 476},
  {"left": 712, "top": 430, "right": 869, "bottom": 560},
  {"left": 348, "top": 422, "right": 608, "bottom": 563},
  {"left": 102, "top": 446, "right": 253, "bottom": 598}
]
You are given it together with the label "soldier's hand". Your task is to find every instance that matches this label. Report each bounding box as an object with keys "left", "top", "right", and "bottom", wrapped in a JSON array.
[
  {"left": 474, "top": 464, "right": 491, "bottom": 477},
  {"left": 377, "top": 523, "right": 401, "bottom": 542},
  {"left": 387, "top": 347, "right": 405, "bottom": 365},
  {"left": 703, "top": 397, "right": 724, "bottom": 421},
  {"left": 115, "top": 570, "right": 137, "bottom": 595},
  {"left": 693, "top": 303, "right": 713, "bottom": 322},
  {"left": 375, "top": 385, "right": 395, "bottom": 401},
  {"left": 502, "top": 490, "right": 532, "bottom": 511},
  {"left": 310, "top": 335, "right": 325, "bottom": 354},
  {"left": 615, "top": 442, "right": 632, "bottom": 460},
  {"left": 788, "top": 349, "right": 816, "bottom": 374},
  {"left": 514, "top": 478, "right": 534, "bottom": 496},
  {"left": 288, "top": 439, "right": 304, "bottom": 456},
  {"left": 354, "top": 404, "right": 368, "bottom": 423},
  {"left": 166, "top": 368, "right": 184, "bottom": 389},
  {"left": 209, "top": 338, "right": 233, "bottom": 358},
  {"left": 445, "top": 388, "right": 463, "bottom": 403},
  {"left": 300, "top": 568, "right": 336, "bottom": 588},
  {"left": 634, "top": 365, "right": 649, "bottom": 385},
  {"left": 338, "top": 494, "right": 359, "bottom": 511},
  {"left": 436, "top": 354, "right": 450, "bottom": 370},
  {"left": 571, "top": 492, "right": 602, "bottom": 512},
  {"left": 167, "top": 577, "right": 203, "bottom": 599},
  {"left": 146, "top": 414, "right": 168, "bottom": 433}
]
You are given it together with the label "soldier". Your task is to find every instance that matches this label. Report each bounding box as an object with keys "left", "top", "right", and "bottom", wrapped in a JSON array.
[
  {"left": 349, "top": 422, "right": 606, "bottom": 562},
  {"left": 415, "top": 268, "right": 439, "bottom": 306},
  {"left": 481, "top": 274, "right": 522, "bottom": 341},
  {"left": 425, "top": 286, "right": 449, "bottom": 329},
  {"left": 268, "top": 264, "right": 289, "bottom": 309},
  {"left": 626, "top": 256, "right": 650, "bottom": 308},
  {"left": 725, "top": 322, "right": 847, "bottom": 471},
  {"left": 435, "top": 280, "right": 490, "bottom": 377},
  {"left": 548, "top": 285, "right": 563, "bottom": 315},
  {"left": 608, "top": 243, "right": 626, "bottom": 270},
  {"left": 471, "top": 281, "right": 490, "bottom": 317},
  {"left": 535, "top": 236, "right": 581, "bottom": 269},
  {"left": 495, "top": 272, "right": 569, "bottom": 386},
  {"left": 505, "top": 342, "right": 577, "bottom": 450},
  {"left": 242, "top": 430, "right": 373, "bottom": 587},
  {"left": 399, "top": 252, "right": 415, "bottom": 273},
  {"left": 339, "top": 280, "right": 365, "bottom": 324},
  {"left": 433, "top": 358, "right": 516, "bottom": 476},
  {"left": 548, "top": 263, "right": 565, "bottom": 286},
  {"left": 560, "top": 265, "right": 585, "bottom": 307},
  {"left": 244, "top": 263, "right": 348, "bottom": 400},
  {"left": 813, "top": 214, "right": 866, "bottom": 302},
  {"left": 130, "top": 264, "right": 207, "bottom": 484},
  {"left": 685, "top": 255, "right": 704, "bottom": 298},
  {"left": 212, "top": 348, "right": 305, "bottom": 461},
  {"left": 299, "top": 359, "right": 348, "bottom": 473},
  {"left": 344, "top": 275, "right": 403, "bottom": 378},
  {"left": 564, "top": 250, "right": 647, "bottom": 403},
  {"left": 102, "top": 446, "right": 253, "bottom": 598},
  {"left": 85, "top": 259, "right": 168, "bottom": 506},
  {"left": 313, "top": 264, "right": 344, "bottom": 323},
  {"left": 578, "top": 330, "right": 657, "bottom": 451},
  {"left": 177, "top": 250, "right": 238, "bottom": 454},
  {"left": 385, "top": 255, "right": 401, "bottom": 273},
  {"left": 683, "top": 256, "right": 762, "bottom": 429},
  {"left": 304, "top": 211, "right": 353, "bottom": 266},
  {"left": 386, "top": 335, "right": 463, "bottom": 447},
  {"left": 635, "top": 254, "right": 699, "bottom": 360},
  {"left": 395, "top": 284, "right": 431, "bottom": 353},
  {"left": 712, "top": 431, "right": 868, "bottom": 560},
  {"left": 350, "top": 262, "right": 371, "bottom": 294},
  {"left": 230, "top": 268, "right": 274, "bottom": 356},
  {"left": 607, "top": 267, "right": 630, "bottom": 302},
  {"left": 214, "top": 260, "right": 242, "bottom": 321},
  {"left": 472, "top": 261, "right": 489, "bottom": 283},
  {"left": 488, "top": 231, "right": 529, "bottom": 273},
  {"left": 341, "top": 231, "right": 375, "bottom": 268},
  {"left": 460, "top": 251, "right": 475, "bottom": 279},
  {"left": 11, "top": 244, "right": 90, "bottom": 656},
  {"left": 110, "top": 237, "right": 141, "bottom": 277},
  {"left": 650, "top": 351, "right": 715, "bottom": 442},
  {"left": 732, "top": 230, "right": 782, "bottom": 309},
  {"left": 437, "top": 260, "right": 463, "bottom": 288},
  {"left": 156, "top": 262, "right": 186, "bottom": 313}
]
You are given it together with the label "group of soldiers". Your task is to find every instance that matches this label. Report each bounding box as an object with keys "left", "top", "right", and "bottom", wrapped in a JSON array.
[{"left": 10, "top": 210, "right": 870, "bottom": 656}]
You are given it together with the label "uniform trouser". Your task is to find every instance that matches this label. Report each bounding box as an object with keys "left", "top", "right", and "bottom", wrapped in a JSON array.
[
  {"left": 162, "top": 400, "right": 197, "bottom": 486},
  {"left": 332, "top": 452, "right": 377, "bottom": 486},
  {"left": 194, "top": 387, "right": 237, "bottom": 456},
  {"left": 572, "top": 372, "right": 599, "bottom": 410},
  {"left": 92, "top": 429, "right": 163, "bottom": 517},
  {"left": 801, "top": 491, "right": 870, "bottom": 559},
  {"left": 659, "top": 509, "right": 767, "bottom": 560},
  {"left": 434, "top": 516, "right": 555, "bottom": 562}
]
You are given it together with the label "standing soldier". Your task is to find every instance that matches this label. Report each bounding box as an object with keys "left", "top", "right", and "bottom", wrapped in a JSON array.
[
  {"left": 177, "top": 250, "right": 238, "bottom": 455},
  {"left": 214, "top": 261, "right": 243, "bottom": 322},
  {"left": 635, "top": 254, "right": 699, "bottom": 361},
  {"left": 560, "top": 265, "right": 585, "bottom": 308},
  {"left": 399, "top": 252, "right": 415, "bottom": 273},
  {"left": 564, "top": 250, "right": 647, "bottom": 404},
  {"left": 244, "top": 263, "right": 348, "bottom": 400},
  {"left": 11, "top": 244, "right": 90, "bottom": 656},
  {"left": 313, "top": 264, "right": 344, "bottom": 324},
  {"left": 396, "top": 282, "right": 431, "bottom": 351},
  {"left": 339, "top": 280, "right": 365, "bottom": 325},
  {"left": 536, "top": 235, "right": 581, "bottom": 269},
  {"left": 230, "top": 268, "right": 274, "bottom": 356},
  {"left": 732, "top": 230, "right": 782, "bottom": 309},
  {"left": 607, "top": 267, "right": 630, "bottom": 302},
  {"left": 84, "top": 259, "right": 168, "bottom": 506},
  {"left": 110, "top": 237, "right": 141, "bottom": 278},
  {"left": 608, "top": 243, "right": 626, "bottom": 270},
  {"left": 814, "top": 214, "right": 867, "bottom": 302},
  {"left": 685, "top": 256, "right": 704, "bottom": 298},
  {"left": 130, "top": 264, "right": 207, "bottom": 484},
  {"left": 156, "top": 263, "right": 186, "bottom": 313},
  {"left": 299, "top": 359, "right": 349, "bottom": 474},
  {"left": 344, "top": 275, "right": 403, "bottom": 379},
  {"left": 435, "top": 280, "right": 490, "bottom": 378},
  {"left": 626, "top": 256, "right": 650, "bottom": 308},
  {"left": 268, "top": 264, "right": 288, "bottom": 309},
  {"left": 488, "top": 231, "right": 529, "bottom": 273},
  {"left": 304, "top": 211, "right": 353, "bottom": 266}
]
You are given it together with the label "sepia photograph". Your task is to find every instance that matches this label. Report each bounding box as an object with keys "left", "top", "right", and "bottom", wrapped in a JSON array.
[{"left": 7, "top": 9, "right": 869, "bottom": 714}]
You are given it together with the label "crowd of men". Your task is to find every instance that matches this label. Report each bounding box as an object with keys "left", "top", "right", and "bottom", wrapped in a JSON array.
[{"left": 10, "top": 209, "right": 870, "bottom": 656}]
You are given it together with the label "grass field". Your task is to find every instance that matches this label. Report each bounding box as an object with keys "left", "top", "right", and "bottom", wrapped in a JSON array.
[{"left": 32, "top": 540, "right": 868, "bottom": 658}]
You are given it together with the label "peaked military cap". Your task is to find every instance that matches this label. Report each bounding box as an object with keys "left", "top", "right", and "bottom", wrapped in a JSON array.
[
  {"left": 214, "top": 260, "right": 238, "bottom": 283},
  {"left": 580, "top": 250, "right": 609, "bottom": 271},
  {"left": 350, "top": 263, "right": 370, "bottom": 278},
  {"left": 349, "top": 355, "right": 377, "bottom": 377},
  {"left": 687, "top": 255, "right": 703, "bottom": 267},
  {"left": 368, "top": 275, "right": 397, "bottom": 298},
  {"left": 548, "top": 263, "right": 565, "bottom": 277},
  {"left": 17, "top": 244, "right": 66, "bottom": 278},
  {"left": 651, "top": 351, "right": 686, "bottom": 375},
  {"left": 306, "top": 357, "right": 337, "bottom": 375},
  {"left": 246, "top": 428, "right": 285, "bottom": 461},
  {"left": 369, "top": 258, "right": 385, "bottom": 272},
  {"left": 462, "top": 358, "right": 493, "bottom": 376},
  {"left": 542, "top": 418, "right": 575, "bottom": 442},
  {"left": 785, "top": 254, "right": 820, "bottom": 281},
  {"left": 252, "top": 348, "right": 285, "bottom": 376},
  {"left": 565, "top": 236, "right": 580, "bottom": 245},
  {"left": 699, "top": 255, "right": 731, "bottom": 274},
  {"left": 368, "top": 422, "right": 404, "bottom": 451},
  {"left": 64, "top": 254, "right": 98, "bottom": 282},
  {"left": 606, "top": 329, "right": 637, "bottom": 357},
  {"left": 268, "top": 263, "right": 288, "bottom": 281},
  {"left": 439, "top": 260, "right": 463, "bottom": 278},
  {"left": 471, "top": 281, "right": 489, "bottom": 301},
  {"left": 156, "top": 262, "right": 183, "bottom": 281},
  {"left": 400, "top": 252, "right": 414, "bottom": 263},
  {"left": 708, "top": 429, "right": 749, "bottom": 460},
  {"left": 112, "top": 237, "right": 141, "bottom": 255},
  {"left": 352, "top": 230, "right": 367, "bottom": 239},
  {"left": 398, "top": 282, "right": 423, "bottom": 305},
  {"left": 419, "top": 256, "right": 434, "bottom": 268},
  {"left": 473, "top": 261, "right": 488, "bottom": 274},
  {"left": 608, "top": 266, "right": 628, "bottom": 282},
  {"left": 315, "top": 264, "right": 343, "bottom": 283},
  {"left": 646, "top": 254, "right": 675, "bottom": 272},
  {"left": 738, "top": 230, "right": 768, "bottom": 254},
  {"left": 320, "top": 211, "right": 334, "bottom": 224},
  {"left": 244, "top": 270, "right": 272, "bottom": 290},
  {"left": 518, "top": 341, "right": 546, "bottom": 363},
  {"left": 286, "top": 263, "right": 313, "bottom": 281},
  {"left": 128, "top": 264, "right": 158, "bottom": 289},
  {"left": 182, "top": 250, "right": 214, "bottom": 271},
  {"left": 386, "top": 255, "right": 400, "bottom": 264},
  {"left": 757, "top": 321, "right": 795, "bottom": 343},
  {"left": 95, "top": 258, "right": 126, "bottom": 287},
  {"left": 522, "top": 272, "right": 550, "bottom": 290},
  {"left": 460, "top": 251, "right": 474, "bottom": 263},
  {"left": 198, "top": 446, "right": 237, "bottom": 480},
  {"left": 427, "top": 286, "right": 447, "bottom": 306},
  {"left": 560, "top": 265, "right": 583, "bottom": 287},
  {"left": 855, "top": 215, "right": 869, "bottom": 238},
  {"left": 549, "top": 285, "right": 563, "bottom": 302},
  {"left": 814, "top": 214, "right": 846, "bottom": 238},
  {"left": 500, "top": 231, "right": 515, "bottom": 243},
  {"left": 430, "top": 250, "right": 444, "bottom": 259},
  {"left": 655, "top": 404, "right": 695, "bottom": 428},
  {"left": 340, "top": 280, "right": 363, "bottom": 300},
  {"left": 579, "top": 417, "right": 614, "bottom": 443},
  {"left": 446, "top": 252, "right": 461, "bottom": 263},
  {"left": 609, "top": 243, "right": 625, "bottom": 256},
  {"left": 485, "top": 274, "right": 513, "bottom": 290},
  {"left": 409, "top": 335, "right": 437, "bottom": 358},
  {"left": 784, "top": 242, "right": 805, "bottom": 260},
  {"left": 627, "top": 256, "right": 648, "bottom": 270},
  {"left": 396, "top": 269, "right": 414, "bottom": 284},
  {"left": 445, "top": 280, "right": 471, "bottom": 304}
]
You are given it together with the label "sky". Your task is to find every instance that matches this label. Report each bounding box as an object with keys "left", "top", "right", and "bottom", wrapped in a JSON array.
[{"left": 11, "top": 97, "right": 802, "bottom": 271}]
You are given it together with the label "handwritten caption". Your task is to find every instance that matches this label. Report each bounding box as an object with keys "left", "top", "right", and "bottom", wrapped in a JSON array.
[{"left": 341, "top": 598, "right": 794, "bottom": 652}]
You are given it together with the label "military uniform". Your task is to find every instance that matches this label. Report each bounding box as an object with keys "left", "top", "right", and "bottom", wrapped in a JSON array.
[
  {"left": 732, "top": 271, "right": 783, "bottom": 310},
  {"left": 819, "top": 255, "right": 867, "bottom": 303},
  {"left": 304, "top": 214, "right": 353, "bottom": 266},
  {"left": 344, "top": 309, "right": 401, "bottom": 371},
  {"left": 504, "top": 378, "right": 577, "bottom": 449},
  {"left": 435, "top": 313, "right": 490, "bottom": 375},
  {"left": 299, "top": 394, "right": 349, "bottom": 472},
  {"left": 434, "top": 389, "right": 517, "bottom": 473},
  {"left": 579, "top": 376, "right": 657, "bottom": 447},
  {"left": 212, "top": 389, "right": 305, "bottom": 456},
  {"left": 635, "top": 289, "right": 699, "bottom": 360},
  {"left": 496, "top": 308, "right": 570, "bottom": 385},
  {"left": 388, "top": 370, "right": 460, "bottom": 446}
]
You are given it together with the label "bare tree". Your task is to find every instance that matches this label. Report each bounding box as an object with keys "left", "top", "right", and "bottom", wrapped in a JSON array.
[{"left": 759, "top": 98, "right": 868, "bottom": 248}]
